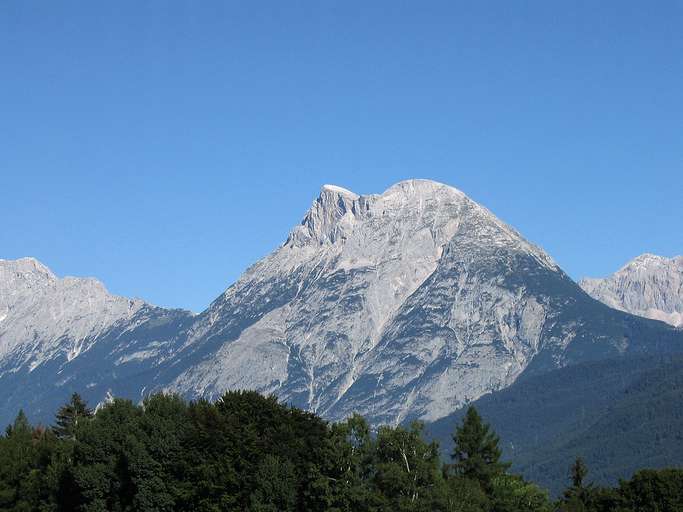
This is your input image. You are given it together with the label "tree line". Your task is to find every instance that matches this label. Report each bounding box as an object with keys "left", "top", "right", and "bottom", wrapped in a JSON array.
[{"left": 0, "top": 391, "right": 680, "bottom": 511}]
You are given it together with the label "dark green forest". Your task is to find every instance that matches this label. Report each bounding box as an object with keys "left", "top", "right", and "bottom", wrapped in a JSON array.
[
  {"left": 426, "top": 355, "right": 683, "bottom": 494},
  {"left": 0, "top": 391, "right": 681, "bottom": 512}
]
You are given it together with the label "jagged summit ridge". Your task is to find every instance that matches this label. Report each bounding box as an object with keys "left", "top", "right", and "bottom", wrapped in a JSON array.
[
  {"left": 287, "top": 180, "right": 556, "bottom": 269},
  {"left": 320, "top": 184, "right": 359, "bottom": 198},
  {"left": 620, "top": 253, "right": 683, "bottom": 272},
  {"left": 0, "top": 257, "right": 57, "bottom": 286},
  {"left": 580, "top": 253, "right": 683, "bottom": 327}
]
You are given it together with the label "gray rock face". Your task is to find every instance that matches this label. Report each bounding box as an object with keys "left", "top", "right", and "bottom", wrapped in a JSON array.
[
  {"left": 1, "top": 180, "right": 682, "bottom": 428},
  {"left": 0, "top": 257, "right": 145, "bottom": 368},
  {"left": 0, "top": 258, "right": 194, "bottom": 424},
  {"left": 580, "top": 254, "right": 683, "bottom": 327}
]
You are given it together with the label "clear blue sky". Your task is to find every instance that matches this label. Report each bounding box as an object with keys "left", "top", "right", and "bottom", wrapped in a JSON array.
[{"left": 1, "top": 2, "right": 681, "bottom": 311}]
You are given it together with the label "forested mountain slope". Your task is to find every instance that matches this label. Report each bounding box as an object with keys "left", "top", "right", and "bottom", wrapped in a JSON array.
[{"left": 426, "top": 355, "right": 683, "bottom": 494}]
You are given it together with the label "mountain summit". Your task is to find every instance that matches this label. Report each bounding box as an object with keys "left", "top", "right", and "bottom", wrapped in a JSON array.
[{"left": 1, "top": 181, "right": 681, "bottom": 427}]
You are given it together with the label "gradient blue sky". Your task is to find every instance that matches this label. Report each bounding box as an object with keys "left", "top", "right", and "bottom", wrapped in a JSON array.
[{"left": 1, "top": 2, "right": 682, "bottom": 311}]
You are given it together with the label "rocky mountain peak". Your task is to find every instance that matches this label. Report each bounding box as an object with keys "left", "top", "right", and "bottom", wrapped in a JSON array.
[
  {"left": 620, "top": 253, "right": 683, "bottom": 272},
  {"left": 580, "top": 254, "right": 683, "bottom": 327},
  {"left": 287, "top": 179, "right": 497, "bottom": 249},
  {"left": 289, "top": 184, "right": 364, "bottom": 246},
  {"left": 381, "top": 178, "right": 465, "bottom": 199},
  {"left": 0, "top": 258, "right": 147, "bottom": 366},
  {"left": 0, "top": 257, "right": 56, "bottom": 285},
  {"left": 320, "top": 183, "right": 359, "bottom": 199}
]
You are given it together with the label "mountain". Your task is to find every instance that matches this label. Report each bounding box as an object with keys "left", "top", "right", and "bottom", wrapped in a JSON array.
[
  {"left": 426, "top": 354, "right": 683, "bottom": 495},
  {"left": 1, "top": 180, "right": 682, "bottom": 431},
  {"left": 0, "top": 257, "right": 194, "bottom": 424},
  {"left": 152, "top": 180, "right": 683, "bottom": 426},
  {"left": 156, "top": 180, "right": 565, "bottom": 424},
  {"left": 580, "top": 254, "right": 683, "bottom": 327}
]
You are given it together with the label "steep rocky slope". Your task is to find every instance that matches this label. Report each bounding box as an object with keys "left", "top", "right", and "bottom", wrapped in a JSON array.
[
  {"left": 0, "top": 257, "right": 145, "bottom": 367},
  {"left": 0, "top": 258, "right": 193, "bottom": 423},
  {"left": 580, "top": 254, "right": 683, "bottom": 327}
]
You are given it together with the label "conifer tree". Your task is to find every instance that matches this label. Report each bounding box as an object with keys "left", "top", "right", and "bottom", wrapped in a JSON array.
[
  {"left": 5, "top": 409, "right": 31, "bottom": 437},
  {"left": 570, "top": 457, "right": 588, "bottom": 490},
  {"left": 53, "top": 392, "right": 92, "bottom": 440},
  {"left": 0, "top": 410, "right": 38, "bottom": 509},
  {"left": 560, "top": 457, "right": 591, "bottom": 511},
  {"left": 451, "top": 406, "right": 510, "bottom": 490}
]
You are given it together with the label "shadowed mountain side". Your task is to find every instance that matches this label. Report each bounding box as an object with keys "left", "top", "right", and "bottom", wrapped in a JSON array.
[{"left": 425, "top": 355, "right": 683, "bottom": 495}]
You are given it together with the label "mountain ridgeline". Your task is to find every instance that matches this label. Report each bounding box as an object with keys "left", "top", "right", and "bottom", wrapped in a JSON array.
[{"left": 0, "top": 180, "right": 682, "bottom": 490}]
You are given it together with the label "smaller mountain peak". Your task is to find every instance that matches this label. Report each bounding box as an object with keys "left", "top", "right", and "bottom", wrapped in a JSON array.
[
  {"left": 288, "top": 184, "right": 362, "bottom": 246},
  {"left": 381, "top": 179, "right": 466, "bottom": 198},
  {"left": 581, "top": 252, "right": 683, "bottom": 327},
  {"left": 320, "top": 184, "right": 359, "bottom": 199},
  {"left": 633, "top": 253, "right": 664, "bottom": 262},
  {"left": 620, "top": 253, "right": 672, "bottom": 272},
  {"left": 0, "top": 257, "right": 56, "bottom": 279}
]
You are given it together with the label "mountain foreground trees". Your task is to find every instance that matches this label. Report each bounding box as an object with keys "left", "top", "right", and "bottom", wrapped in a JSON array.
[{"left": 0, "top": 392, "right": 680, "bottom": 511}]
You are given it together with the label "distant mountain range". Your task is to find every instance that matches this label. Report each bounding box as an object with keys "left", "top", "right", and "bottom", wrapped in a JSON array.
[{"left": 1, "top": 180, "right": 681, "bottom": 489}]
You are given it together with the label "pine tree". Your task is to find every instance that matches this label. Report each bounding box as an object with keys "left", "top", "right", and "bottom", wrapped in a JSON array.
[
  {"left": 53, "top": 393, "right": 92, "bottom": 440},
  {"left": 450, "top": 406, "right": 510, "bottom": 490},
  {"left": 5, "top": 409, "right": 31, "bottom": 437},
  {"left": 560, "top": 457, "right": 591, "bottom": 511},
  {"left": 570, "top": 457, "right": 588, "bottom": 489},
  {"left": 0, "top": 410, "right": 38, "bottom": 509}
]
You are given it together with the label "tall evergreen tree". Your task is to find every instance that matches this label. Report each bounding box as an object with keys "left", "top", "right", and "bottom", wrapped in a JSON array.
[
  {"left": 0, "top": 410, "right": 37, "bottom": 509},
  {"left": 53, "top": 392, "right": 92, "bottom": 440},
  {"left": 451, "top": 406, "right": 510, "bottom": 490},
  {"left": 560, "top": 457, "right": 592, "bottom": 511},
  {"left": 4, "top": 409, "right": 31, "bottom": 438},
  {"left": 570, "top": 458, "right": 588, "bottom": 490}
]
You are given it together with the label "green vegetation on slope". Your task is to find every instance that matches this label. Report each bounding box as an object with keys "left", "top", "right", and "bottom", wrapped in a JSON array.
[
  {"left": 0, "top": 391, "right": 681, "bottom": 511},
  {"left": 426, "top": 355, "right": 683, "bottom": 495}
]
